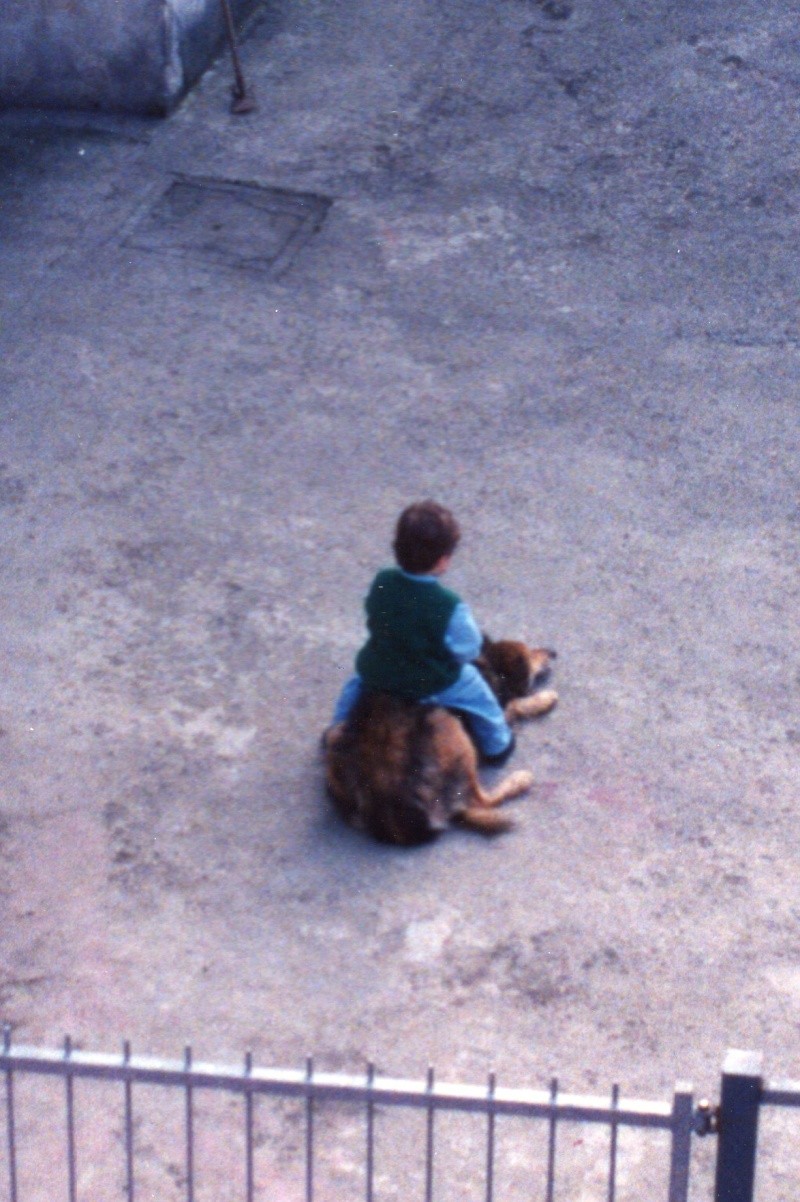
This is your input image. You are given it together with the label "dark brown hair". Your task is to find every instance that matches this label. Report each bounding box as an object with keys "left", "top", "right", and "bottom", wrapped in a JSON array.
[{"left": 392, "top": 500, "right": 461, "bottom": 574}]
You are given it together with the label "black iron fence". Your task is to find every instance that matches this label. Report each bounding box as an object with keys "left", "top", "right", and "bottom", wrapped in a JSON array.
[{"left": 1, "top": 1029, "right": 794, "bottom": 1201}]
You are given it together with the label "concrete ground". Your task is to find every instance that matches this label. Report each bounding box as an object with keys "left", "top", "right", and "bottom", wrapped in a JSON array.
[{"left": 2, "top": 0, "right": 800, "bottom": 1195}]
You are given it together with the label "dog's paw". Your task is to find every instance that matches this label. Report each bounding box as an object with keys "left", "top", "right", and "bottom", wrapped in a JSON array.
[
  {"left": 508, "top": 690, "right": 558, "bottom": 720},
  {"left": 459, "top": 807, "right": 515, "bottom": 835},
  {"left": 532, "top": 688, "right": 558, "bottom": 714},
  {"left": 503, "top": 769, "right": 535, "bottom": 796}
]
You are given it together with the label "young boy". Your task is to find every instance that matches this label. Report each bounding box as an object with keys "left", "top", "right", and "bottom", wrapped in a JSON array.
[{"left": 331, "top": 500, "right": 516, "bottom": 764}]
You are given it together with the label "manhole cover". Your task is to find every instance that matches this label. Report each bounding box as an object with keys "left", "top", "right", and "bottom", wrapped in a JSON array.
[{"left": 124, "top": 174, "right": 331, "bottom": 275}]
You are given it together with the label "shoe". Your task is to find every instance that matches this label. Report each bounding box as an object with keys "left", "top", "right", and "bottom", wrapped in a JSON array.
[{"left": 480, "top": 734, "right": 516, "bottom": 767}]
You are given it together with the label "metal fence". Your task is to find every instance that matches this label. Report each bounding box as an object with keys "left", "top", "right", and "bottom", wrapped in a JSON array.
[
  {"left": 712, "top": 1048, "right": 800, "bottom": 1202},
  {"left": 1, "top": 1026, "right": 696, "bottom": 1202}
]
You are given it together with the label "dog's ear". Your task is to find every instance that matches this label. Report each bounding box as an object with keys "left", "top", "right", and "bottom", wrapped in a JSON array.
[{"left": 480, "top": 633, "right": 493, "bottom": 654}]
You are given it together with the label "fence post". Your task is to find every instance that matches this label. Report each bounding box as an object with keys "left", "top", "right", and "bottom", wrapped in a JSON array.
[
  {"left": 714, "top": 1049, "right": 763, "bottom": 1202},
  {"left": 667, "top": 1082, "right": 694, "bottom": 1202}
]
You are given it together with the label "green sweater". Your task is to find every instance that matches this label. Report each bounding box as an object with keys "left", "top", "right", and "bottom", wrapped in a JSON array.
[{"left": 355, "top": 568, "right": 462, "bottom": 700}]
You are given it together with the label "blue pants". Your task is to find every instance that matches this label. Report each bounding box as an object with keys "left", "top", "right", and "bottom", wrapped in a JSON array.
[{"left": 332, "top": 664, "right": 512, "bottom": 756}]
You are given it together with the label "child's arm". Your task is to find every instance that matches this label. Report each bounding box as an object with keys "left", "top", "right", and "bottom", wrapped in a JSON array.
[{"left": 443, "top": 602, "right": 483, "bottom": 663}]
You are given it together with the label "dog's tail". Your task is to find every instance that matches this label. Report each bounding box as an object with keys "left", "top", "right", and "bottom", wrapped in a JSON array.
[{"left": 456, "top": 807, "right": 514, "bottom": 836}]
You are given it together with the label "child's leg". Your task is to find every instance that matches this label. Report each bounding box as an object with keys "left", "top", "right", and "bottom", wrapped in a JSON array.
[
  {"left": 331, "top": 675, "right": 363, "bottom": 724},
  {"left": 424, "top": 665, "right": 513, "bottom": 758}
]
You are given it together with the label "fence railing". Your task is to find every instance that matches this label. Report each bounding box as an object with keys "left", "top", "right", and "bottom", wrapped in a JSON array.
[
  {"left": 1, "top": 1026, "right": 697, "bottom": 1202},
  {"left": 7, "top": 1029, "right": 800, "bottom": 1201}
]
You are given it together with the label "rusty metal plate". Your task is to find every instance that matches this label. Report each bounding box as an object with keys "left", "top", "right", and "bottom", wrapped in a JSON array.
[{"left": 124, "top": 174, "right": 331, "bottom": 275}]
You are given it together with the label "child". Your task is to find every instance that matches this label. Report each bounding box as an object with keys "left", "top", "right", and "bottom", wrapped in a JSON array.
[{"left": 331, "top": 500, "right": 516, "bottom": 764}]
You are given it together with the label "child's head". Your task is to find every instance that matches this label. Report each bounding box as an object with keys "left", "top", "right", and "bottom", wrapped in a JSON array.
[{"left": 393, "top": 500, "right": 461, "bottom": 574}]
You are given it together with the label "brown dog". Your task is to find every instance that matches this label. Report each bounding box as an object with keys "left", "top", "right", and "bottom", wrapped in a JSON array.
[{"left": 324, "top": 638, "right": 557, "bottom": 845}]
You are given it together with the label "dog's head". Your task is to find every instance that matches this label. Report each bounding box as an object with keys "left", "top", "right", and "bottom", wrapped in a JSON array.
[{"left": 477, "top": 636, "right": 556, "bottom": 706}]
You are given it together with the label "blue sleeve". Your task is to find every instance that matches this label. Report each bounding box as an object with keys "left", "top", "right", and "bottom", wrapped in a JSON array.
[{"left": 443, "top": 602, "right": 483, "bottom": 663}]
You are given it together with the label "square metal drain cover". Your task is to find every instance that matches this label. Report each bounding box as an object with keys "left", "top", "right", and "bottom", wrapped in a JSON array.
[{"left": 124, "top": 174, "right": 331, "bottom": 275}]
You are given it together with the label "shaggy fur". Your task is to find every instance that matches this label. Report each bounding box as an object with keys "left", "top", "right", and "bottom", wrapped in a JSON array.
[{"left": 324, "top": 638, "right": 557, "bottom": 845}]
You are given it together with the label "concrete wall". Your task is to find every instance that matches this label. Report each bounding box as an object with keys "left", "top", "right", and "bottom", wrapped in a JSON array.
[{"left": 0, "top": 0, "right": 258, "bottom": 115}]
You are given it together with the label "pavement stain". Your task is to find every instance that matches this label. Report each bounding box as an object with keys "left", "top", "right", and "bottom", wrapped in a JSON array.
[{"left": 445, "top": 930, "right": 580, "bottom": 1007}]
